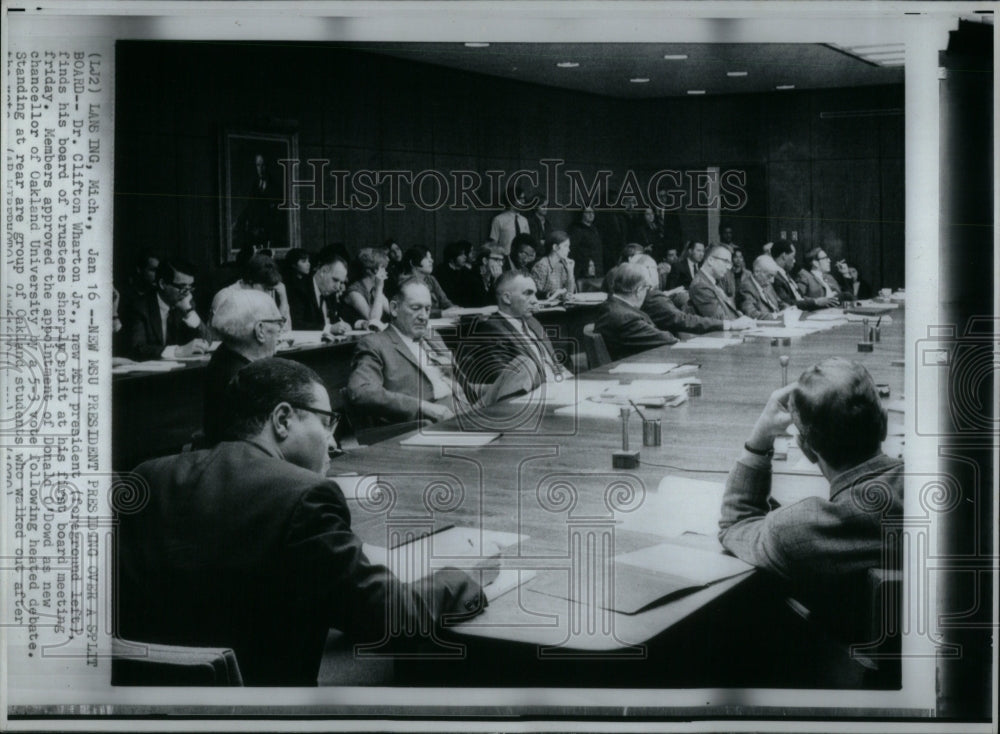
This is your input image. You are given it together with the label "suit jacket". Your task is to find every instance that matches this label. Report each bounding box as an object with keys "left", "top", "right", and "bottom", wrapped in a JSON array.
[
  {"left": 642, "top": 289, "right": 723, "bottom": 335},
  {"left": 345, "top": 326, "right": 467, "bottom": 426},
  {"left": 117, "top": 439, "right": 478, "bottom": 685},
  {"left": 202, "top": 345, "right": 251, "bottom": 444},
  {"left": 719, "top": 453, "right": 903, "bottom": 641},
  {"left": 124, "top": 291, "right": 211, "bottom": 360},
  {"left": 665, "top": 258, "right": 699, "bottom": 291},
  {"left": 528, "top": 214, "right": 553, "bottom": 249},
  {"left": 738, "top": 273, "right": 782, "bottom": 320},
  {"left": 796, "top": 269, "right": 843, "bottom": 301},
  {"left": 459, "top": 313, "right": 562, "bottom": 391},
  {"left": 567, "top": 222, "right": 604, "bottom": 278},
  {"left": 688, "top": 270, "right": 742, "bottom": 320},
  {"left": 593, "top": 296, "right": 678, "bottom": 362},
  {"left": 772, "top": 268, "right": 823, "bottom": 311},
  {"left": 285, "top": 274, "right": 325, "bottom": 330}
]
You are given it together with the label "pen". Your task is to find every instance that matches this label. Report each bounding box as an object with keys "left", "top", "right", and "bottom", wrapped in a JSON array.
[
  {"left": 628, "top": 400, "right": 649, "bottom": 421},
  {"left": 389, "top": 522, "right": 456, "bottom": 549}
]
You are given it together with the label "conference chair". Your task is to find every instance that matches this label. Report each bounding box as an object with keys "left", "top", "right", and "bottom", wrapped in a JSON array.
[
  {"left": 582, "top": 323, "right": 611, "bottom": 369},
  {"left": 111, "top": 637, "right": 243, "bottom": 686}
]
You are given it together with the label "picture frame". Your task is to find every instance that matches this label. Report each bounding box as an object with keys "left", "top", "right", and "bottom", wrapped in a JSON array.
[{"left": 218, "top": 126, "right": 301, "bottom": 263}]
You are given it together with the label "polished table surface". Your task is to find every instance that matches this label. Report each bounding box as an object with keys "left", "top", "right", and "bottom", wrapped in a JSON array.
[{"left": 324, "top": 308, "right": 905, "bottom": 686}]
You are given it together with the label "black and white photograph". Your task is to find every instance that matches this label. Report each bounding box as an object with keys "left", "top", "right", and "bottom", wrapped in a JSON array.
[{"left": 1, "top": 2, "right": 995, "bottom": 732}]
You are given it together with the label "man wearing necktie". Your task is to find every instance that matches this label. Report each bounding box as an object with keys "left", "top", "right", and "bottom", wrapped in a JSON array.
[
  {"left": 738, "top": 255, "right": 785, "bottom": 320},
  {"left": 689, "top": 245, "right": 747, "bottom": 321},
  {"left": 797, "top": 247, "right": 846, "bottom": 303},
  {"left": 460, "top": 271, "right": 572, "bottom": 405},
  {"left": 346, "top": 280, "right": 471, "bottom": 429},
  {"left": 488, "top": 186, "right": 531, "bottom": 255},
  {"left": 770, "top": 240, "right": 838, "bottom": 311}
]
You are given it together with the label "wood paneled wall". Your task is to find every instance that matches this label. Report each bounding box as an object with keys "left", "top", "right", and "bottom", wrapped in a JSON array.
[{"left": 114, "top": 41, "right": 904, "bottom": 310}]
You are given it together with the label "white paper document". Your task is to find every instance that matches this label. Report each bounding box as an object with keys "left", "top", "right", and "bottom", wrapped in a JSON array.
[
  {"left": 608, "top": 362, "right": 679, "bottom": 375},
  {"left": 111, "top": 360, "right": 185, "bottom": 374},
  {"left": 670, "top": 336, "right": 736, "bottom": 350},
  {"left": 618, "top": 475, "right": 728, "bottom": 539},
  {"left": 400, "top": 431, "right": 501, "bottom": 447}
]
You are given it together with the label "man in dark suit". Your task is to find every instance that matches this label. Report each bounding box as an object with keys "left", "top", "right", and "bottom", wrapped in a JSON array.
[
  {"left": 689, "top": 245, "right": 746, "bottom": 321},
  {"left": 738, "top": 255, "right": 785, "bottom": 320},
  {"left": 633, "top": 255, "right": 753, "bottom": 336},
  {"left": 665, "top": 241, "right": 704, "bottom": 291},
  {"left": 770, "top": 240, "right": 838, "bottom": 311},
  {"left": 202, "top": 289, "right": 285, "bottom": 445},
  {"left": 796, "top": 247, "right": 847, "bottom": 303},
  {"left": 123, "top": 258, "right": 212, "bottom": 360},
  {"left": 593, "top": 263, "right": 678, "bottom": 361},
  {"left": 459, "top": 271, "right": 571, "bottom": 403},
  {"left": 285, "top": 250, "right": 351, "bottom": 333},
  {"left": 345, "top": 280, "right": 471, "bottom": 428},
  {"left": 118, "top": 358, "right": 485, "bottom": 685}
]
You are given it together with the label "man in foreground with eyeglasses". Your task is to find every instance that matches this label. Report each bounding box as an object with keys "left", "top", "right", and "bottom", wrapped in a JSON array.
[
  {"left": 123, "top": 257, "right": 212, "bottom": 360},
  {"left": 689, "top": 245, "right": 754, "bottom": 322},
  {"left": 202, "top": 289, "right": 286, "bottom": 445},
  {"left": 118, "top": 357, "right": 486, "bottom": 686}
]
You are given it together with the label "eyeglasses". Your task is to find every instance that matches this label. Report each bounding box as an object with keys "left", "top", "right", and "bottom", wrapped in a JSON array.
[
  {"left": 288, "top": 403, "right": 341, "bottom": 433},
  {"left": 169, "top": 282, "right": 196, "bottom": 294},
  {"left": 709, "top": 255, "right": 733, "bottom": 266},
  {"left": 259, "top": 317, "right": 287, "bottom": 327},
  {"left": 818, "top": 255, "right": 830, "bottom": 262}
]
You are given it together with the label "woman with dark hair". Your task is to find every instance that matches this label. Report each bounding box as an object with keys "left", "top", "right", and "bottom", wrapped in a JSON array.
[
  {"left": 399, "top": 245, "right": 454, "bottom": 315},
  {"left": 435, "top": 240, "right": 476, "bottom": 305},
  {"left": 342, "top": 247, "right": 391, "bottom": 326},
  {"left": 530, "top": 231, "right": 576, "bottom": 299}
]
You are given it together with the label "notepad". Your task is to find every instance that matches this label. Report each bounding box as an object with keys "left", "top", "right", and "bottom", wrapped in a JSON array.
[
  {"left": 400, "top": 431, "right": 500, "bottom": 447},
  {"left": 446, "top": 306, "right": 498, "bottom": 317},
  {"left": 565, "top": 292, "right": 608, "bottom": 304},
  {"left": 608, "top": 362, "right": 679, "bottom": 375}
]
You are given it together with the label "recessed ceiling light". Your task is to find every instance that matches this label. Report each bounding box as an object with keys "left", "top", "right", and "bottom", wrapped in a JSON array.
[
  {"left": 557, "top": 61, "right": 580, "bottom": 68},
  {"left": 464, "top": 42, "right": 490, "bottom": 48},
  {"left": 630, "top": 77, "right": 650, "bottom": 83},
  {"left": 687, "top": 89, "right": 706, "bottom": 95},
  {"left": 726, "top": 71, "right": 748, "bottom": 77},
  {"left": 663, "top": 54, "right": 688, "bottom": 60},
  {"left": 776, "top": 84, "right": 795, "bottom": 90}
]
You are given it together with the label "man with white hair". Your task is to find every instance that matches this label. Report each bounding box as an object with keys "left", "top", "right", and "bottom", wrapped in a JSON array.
[
  {"left": 738, "top": 255, "right": 784, "bottom": 320},
  {"left": 203, "top": 288, "right": 285, "bottom": 444},
  {"left": 593, "top": 262, "right": 678, "bottom": 361}
]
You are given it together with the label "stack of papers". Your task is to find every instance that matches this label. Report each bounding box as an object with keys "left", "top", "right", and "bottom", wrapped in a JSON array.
[
  {"left": 608, "top": 362, "right": 679, "bottom": 375},
  {"left": 509, "top": 379, "right": 616, "bottom": 406},
  {"left": 112, "top": 360, "right": 184, "bottom": 374},
  {"left": 446, "top": 306, "right": 498, "bottom": 317},
  {"left": 804, "top": 308, "right": 848, "bottom": 322},
  {"left": 565, "top": 292, "right": 608, "bottom": 304},
  {"left": 553, "top": 380, "right": 691, "bottom": 418},
  {"left": 845, "top": 313, "right": 893, "bottom": 324}
]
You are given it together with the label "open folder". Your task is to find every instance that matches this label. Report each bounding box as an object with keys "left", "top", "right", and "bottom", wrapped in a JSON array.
[{"left": 529, "top": 542, "right": 752, "bottom": 615}]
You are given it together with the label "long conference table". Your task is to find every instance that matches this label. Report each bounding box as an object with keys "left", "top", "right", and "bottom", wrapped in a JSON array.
[
  {"left": 112, "top": 299, "right": 905, "bottom": 688},
  {"left": 322, "top": 303, "right": 906, "bottom": 688}
]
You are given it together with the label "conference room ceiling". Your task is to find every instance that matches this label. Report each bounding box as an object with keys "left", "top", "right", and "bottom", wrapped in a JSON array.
[{"left": 357, "top": 43, "right": 903, "bottom": 98}]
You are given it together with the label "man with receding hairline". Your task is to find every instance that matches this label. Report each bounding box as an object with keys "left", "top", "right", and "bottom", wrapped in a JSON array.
[
  {"left": 738, "top": 255, "right": 784, "bottom": 320},
  {"left": 346, "top": 280, "right": 471, "bottom": 428},
  {"left": 593, "top": 263, "right": 678, "bottom": 361}
]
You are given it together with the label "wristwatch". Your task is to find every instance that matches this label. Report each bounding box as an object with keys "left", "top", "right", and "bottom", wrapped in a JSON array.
[{"left": 744, "top": 441, "right": 775, "bottom": 458}]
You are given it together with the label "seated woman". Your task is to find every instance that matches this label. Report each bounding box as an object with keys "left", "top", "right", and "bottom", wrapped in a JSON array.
[
  {"left": 434, "top": 240, "right": 475, "bottom": 305},
  {"left": 398, "top": 245, "right": 454, "bottom": 316},
  {"left": 530, "top": 231, "right": 576, "bottom": 300},
  {"left": 342, "top": 247, "right": 391, "bottom": 327}
]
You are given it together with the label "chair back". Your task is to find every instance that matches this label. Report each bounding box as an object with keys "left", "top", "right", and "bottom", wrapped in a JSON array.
[
  {"left": 111, "top": 637, "right": 243, "bottom": 686},
  {"left": 582, "top": 323, "right": 611, "bottom": 369}
]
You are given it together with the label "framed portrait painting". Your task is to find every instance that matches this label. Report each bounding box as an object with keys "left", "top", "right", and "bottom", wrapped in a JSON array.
[{"left": 219, "top": 127, "right": 301, "bottom": 263}]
